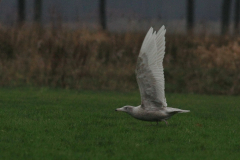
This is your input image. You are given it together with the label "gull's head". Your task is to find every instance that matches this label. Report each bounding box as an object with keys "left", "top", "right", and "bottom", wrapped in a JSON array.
[{"left": 115, "top": 105, "right": 134, "bottom": 114}]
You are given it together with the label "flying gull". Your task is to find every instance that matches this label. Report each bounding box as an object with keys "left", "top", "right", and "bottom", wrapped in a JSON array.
[{"left": 115, "top": 26, "right": 190, "bottom": 125}]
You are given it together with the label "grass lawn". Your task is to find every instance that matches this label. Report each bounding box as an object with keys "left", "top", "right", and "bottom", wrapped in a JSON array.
[{"left": 0, "top": 87, "right": 240, "bottom": 160}]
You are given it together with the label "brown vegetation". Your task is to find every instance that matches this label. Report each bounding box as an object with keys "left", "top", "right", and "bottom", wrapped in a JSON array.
[{"left": 0, "top": 25, "right": 240, "bottom": 94}]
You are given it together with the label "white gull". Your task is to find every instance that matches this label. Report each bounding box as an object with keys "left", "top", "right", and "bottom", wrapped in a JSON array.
[{"left": 115, "top": 26, "right": 190, "bottom": 125}]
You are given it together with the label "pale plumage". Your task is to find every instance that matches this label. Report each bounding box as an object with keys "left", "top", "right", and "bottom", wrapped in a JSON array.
[{"left": 116, "top": 26, "right": 190, "bottom": 125}]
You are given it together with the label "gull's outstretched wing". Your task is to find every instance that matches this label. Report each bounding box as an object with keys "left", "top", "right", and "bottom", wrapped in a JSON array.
[{"left": 136, "top": 26, "right": 167, "bottom": 110}]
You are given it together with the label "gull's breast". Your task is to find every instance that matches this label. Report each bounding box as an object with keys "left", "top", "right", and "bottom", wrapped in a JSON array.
[{"left": 131, "top": 108, "right": 168, "bottom": 121}]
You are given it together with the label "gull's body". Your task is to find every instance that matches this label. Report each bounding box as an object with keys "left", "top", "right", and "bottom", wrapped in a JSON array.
[{"left": 116, "top": 26, "right": 190, "bottom": 125}]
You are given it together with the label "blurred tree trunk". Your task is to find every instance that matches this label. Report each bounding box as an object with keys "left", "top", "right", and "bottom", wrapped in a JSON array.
[
  {"left": 34, "top": 0, "right": 42, "bottom": 24},
  {"left": 18, "top": 0, "right": 25, "bottom": 25},
  {"left": 99, "top": 0, "right": 107, "bottom": 30},
  {"left": 221, "top": 0, "right": 232, "bottom": 35},
  {"left": 186, "top": 0, "right": 194, "bottom": 34},
  {"left": 234, "top": 0, "right": 240, "bottom": 34}
]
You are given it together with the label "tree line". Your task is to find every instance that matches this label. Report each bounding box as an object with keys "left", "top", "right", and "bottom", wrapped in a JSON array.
[
  {"left": 185, "top": 0, "right": 240, "bottom": 34},
  {"left": 17, "top": 0, "right": 240, "bottom": 34},
  {"left": 18, "top": 0, "right": 42, "bottom": 25}
]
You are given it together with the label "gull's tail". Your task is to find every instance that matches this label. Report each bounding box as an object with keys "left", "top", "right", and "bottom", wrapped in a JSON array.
[
  {"left": 166, "top": 107, "right": 190, "bottom": 113},
  {"left": 178, "top": 109, "right": 190, "bottom": 113}
]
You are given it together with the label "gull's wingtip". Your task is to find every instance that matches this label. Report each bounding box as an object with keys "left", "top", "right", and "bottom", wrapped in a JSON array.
[
  {"left": 157, "top": 25, "right": 166, "bottom": 34},
  {"left": 148, "top": 27, "right": 154, "bottom": 33},
  {"left": 148, "top": 26, "right": 166, "bottom": 33}
]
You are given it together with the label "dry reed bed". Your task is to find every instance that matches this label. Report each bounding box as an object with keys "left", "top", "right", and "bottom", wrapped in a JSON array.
[{"left": 0, "top": 25, "right": 240, "bottom": 94}]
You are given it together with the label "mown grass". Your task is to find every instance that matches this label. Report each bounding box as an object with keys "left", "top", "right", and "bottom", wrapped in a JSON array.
[{"left": 0, "top": 88, "right": 240, "bottom": 160}]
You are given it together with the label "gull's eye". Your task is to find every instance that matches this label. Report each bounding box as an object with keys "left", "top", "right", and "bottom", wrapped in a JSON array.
[{"left": 125, "top": 107, "right": 128, "bottom": 110}]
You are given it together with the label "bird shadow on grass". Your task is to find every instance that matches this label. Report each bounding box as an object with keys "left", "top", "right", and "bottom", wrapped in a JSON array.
[{"left": 142, "top": 122, "right": 176, "bottom": 128}]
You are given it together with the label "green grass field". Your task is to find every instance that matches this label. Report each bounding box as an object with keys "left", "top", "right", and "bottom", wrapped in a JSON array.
[{"left": 0, "top": 88, "right": 240, "bottom": 160}]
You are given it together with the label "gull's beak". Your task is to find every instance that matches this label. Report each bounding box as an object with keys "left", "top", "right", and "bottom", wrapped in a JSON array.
[{"left": 115, "top": 107, "right": 124, "bottom": 112}]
